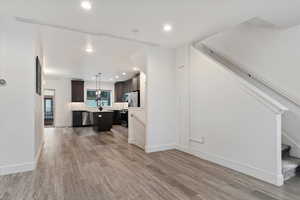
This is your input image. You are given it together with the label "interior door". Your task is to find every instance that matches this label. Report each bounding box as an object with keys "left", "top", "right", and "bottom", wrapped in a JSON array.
[{"left": 44, "top": 96, "right": 54, "bottom": 126}]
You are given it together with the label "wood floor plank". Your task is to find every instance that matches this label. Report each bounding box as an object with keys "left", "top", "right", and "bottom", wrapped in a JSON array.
[{"left": 0, "top": 126, "right": 300, "bottom": 200}]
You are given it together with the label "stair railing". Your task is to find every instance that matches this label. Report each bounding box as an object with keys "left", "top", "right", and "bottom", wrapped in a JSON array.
[
  {"left": 194, "top": 43, "right": 288, "bottom": 115},
  {"left": 198, "top": 43, "right": 300, "bottom": 109}
]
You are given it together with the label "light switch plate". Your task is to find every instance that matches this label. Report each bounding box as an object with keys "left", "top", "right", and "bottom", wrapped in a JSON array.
[{"left": 0, "top": 79, "right": 7, "bottom": 86}]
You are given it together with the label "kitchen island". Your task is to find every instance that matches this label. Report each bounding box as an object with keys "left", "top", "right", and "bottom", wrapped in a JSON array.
[{"left": 92, "top": 111, "right": 114, "bottom": 132}]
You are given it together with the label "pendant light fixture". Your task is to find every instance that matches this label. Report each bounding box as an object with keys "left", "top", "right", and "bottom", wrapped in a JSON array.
[{"left": 95, "top": 73, "right": 103, "bottom": 111}]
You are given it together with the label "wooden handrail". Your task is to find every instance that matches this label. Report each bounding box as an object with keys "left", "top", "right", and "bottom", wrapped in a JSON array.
[{"left": 193, "top": 44, "right": 288, "bottom": 114}]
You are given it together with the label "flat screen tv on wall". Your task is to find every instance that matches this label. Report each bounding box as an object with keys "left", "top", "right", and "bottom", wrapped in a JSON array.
[{"left": 36, "top": 56, "right": 42, "bottom": 96}]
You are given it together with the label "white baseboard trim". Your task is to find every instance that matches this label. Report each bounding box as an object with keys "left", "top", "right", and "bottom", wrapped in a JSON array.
[
  {"left": 176, "top": 145, "right": 284, "bottom": 186},
  {"left": 128, "top": 138, "right": 136, "bottom": 144},
  {"left": 0, "top": 162, "right": 36, "bottom": 176},
  {"left": 128, "top": 139, "right": 145, "bottom": 150},
  {"left": 145, "top": 143, "right": 177, "bottom": 153},
  {"left": 0, "top": 141, "right": 44, "bottom": 176}
]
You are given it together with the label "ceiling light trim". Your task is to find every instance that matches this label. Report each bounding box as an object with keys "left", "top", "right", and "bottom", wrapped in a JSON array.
[
  {"left": 81, "top": 0, "right": 92, "bottom": 10},
  {"left": 163, "top": 24, "right": 173, "bottom": 32},
  {"left": 15, "top": 17, "right": 160, "bottom": 47}
]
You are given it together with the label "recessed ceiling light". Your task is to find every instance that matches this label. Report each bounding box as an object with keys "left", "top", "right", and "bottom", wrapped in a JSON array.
[
  {"left": 115, "top": 75, "right": 119, "bottom": 79},
  {"left": 122, "top": 72, "right": 126, "bottom": 76},
  {"left": 85, "top": 47, "right": 93, "bottom": 53},
  {"left": 133, "top": 67, "right": 139, "bottom": 71},
  {"left": 163, "top": 24, "right": 173, "bottom": 32},
  {"left": 81, "top": 1, "right": 92, "bottom": 10}
]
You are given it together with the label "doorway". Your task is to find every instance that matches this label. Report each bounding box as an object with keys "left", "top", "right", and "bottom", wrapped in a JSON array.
[{"left": 44, "top": 89, "right": 55, "bottom": 126}]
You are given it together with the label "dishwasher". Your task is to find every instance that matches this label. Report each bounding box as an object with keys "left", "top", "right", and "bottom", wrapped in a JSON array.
[{"left": 82, "top": 111, "right": 93, "bottom": 126}]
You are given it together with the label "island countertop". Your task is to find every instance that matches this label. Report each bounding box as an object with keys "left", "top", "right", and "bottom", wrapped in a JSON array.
[
  {"left": 72, "top": 109, "right": 113, "bottom": 113},
  {"left": 91, "top": 110, "right": 114, "bottom": 113}
]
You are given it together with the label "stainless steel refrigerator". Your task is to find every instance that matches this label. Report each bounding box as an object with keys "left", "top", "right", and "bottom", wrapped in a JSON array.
[{"left": 124, "top": 91, "right": 139, "bottom": 107}]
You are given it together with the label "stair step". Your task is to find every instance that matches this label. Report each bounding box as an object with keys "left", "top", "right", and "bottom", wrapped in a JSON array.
[
  {"left": 282, "top": 144, "right": 291, "bottom": 158},
  {"left": 282, "top": 157, "right": 300, "bottom": 181},
  {"left": 282, "top": 144, "right": 291, "bottom": 152}
]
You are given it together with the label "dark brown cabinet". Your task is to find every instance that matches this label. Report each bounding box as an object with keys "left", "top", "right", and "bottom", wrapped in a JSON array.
[
  {"left": 71, "top": 80, "right": 84, "bottom": 102},
  {"left": 113, "top": 110, "right": 121, "bottom": 125},
  {"left": 93, "top": 112, "right": 113, "bottom": 132},
  {"left": 114, "top": 73, "right": 140, "bottom": 102},
  {"left": 131, "top": 74, "right": 140, "bottom": 92},
  {"left": 124, "top": 79, "right": 132, "bottom": 93},
  {"left": 72, "top": 111, "right": 83, "bottom": 127},
  {"left": 115, "top": 82, "right": 124, "bottom": 102}
]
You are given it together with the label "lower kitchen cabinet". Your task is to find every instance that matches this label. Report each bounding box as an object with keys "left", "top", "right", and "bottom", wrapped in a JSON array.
[
  {"left": 113, "top": 110, "right": 122, "bottom": 125},
  {"left": 72, "top": 111, "right": 83, "bottom": 127},
  {"left": 93, "top": 112, "right": 114, "bottom": 132},
  {"left": 72, "top": 111, "right": 93, "bottom": 127}
]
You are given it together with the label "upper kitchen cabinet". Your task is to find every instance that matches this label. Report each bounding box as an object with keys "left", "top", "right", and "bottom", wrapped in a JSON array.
[
  {"left": 114, "top": 73, "right": 140, "bottom": 102},
  {"left": 71, "top": 80, "right": 84, "bottom": 102},
  {"left": 115, "top": 81, "right": 124, "bottom": 102},
  {"left": 123, "top": 79, "right": 132, "bottom": 94}
]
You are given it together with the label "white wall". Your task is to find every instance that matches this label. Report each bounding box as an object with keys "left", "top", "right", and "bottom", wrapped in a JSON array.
[
  {"left": 203, "top": 21, "right": 300, "bottom": 157},
  {"left": 175, "top": 46, "right": 284, "bottom": 186},
  {"left": 203, "top": 21, "right": 300, "bottom": 104},
  {"left": 44, "top": 78, "right": 115, "bottom": 127},
  {"left": 146, "top": 47, "right": 177, "bottom": 152},
  {"left": 44, "top": 89, "right": 55, "bottom": 96},
  {"left": 175, "top": 44, "right": 190, "bottom": 149},
  {"left": 139, "top": 72, "right": 147, "bottom": 109},
  {"left": 34, "top": 29, "right": 44, "bottom": 157},
  {"left": 0, "top": 17, "right": 40, "bottom": 175},
  {"left": 44, "top": 78, "right": 72, "bottom": 127}
]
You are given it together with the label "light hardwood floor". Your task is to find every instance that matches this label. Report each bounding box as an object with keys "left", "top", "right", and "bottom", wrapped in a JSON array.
[{"left": 0, "top": 126, "right": 300, "bottom": 200}]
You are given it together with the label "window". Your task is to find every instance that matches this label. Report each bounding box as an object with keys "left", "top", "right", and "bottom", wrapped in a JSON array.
[{"left": 86, "top": 90, "right": 112, "bottom": 107}]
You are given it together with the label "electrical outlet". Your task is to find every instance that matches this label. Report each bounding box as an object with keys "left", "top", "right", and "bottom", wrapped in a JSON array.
[{"left": 190, "top": 136, "right": 205, "bottom": 144}]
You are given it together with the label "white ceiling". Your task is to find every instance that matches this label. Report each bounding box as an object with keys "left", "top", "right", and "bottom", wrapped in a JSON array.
[
  {"left": 41, "top": 26, "right": 146, "bottom": 81},
  {"left": 1, "top": 0, "right": 300, "bottom": 81},
  {"left": 2, "top": 0, "right": 300, "bottom": 46}
]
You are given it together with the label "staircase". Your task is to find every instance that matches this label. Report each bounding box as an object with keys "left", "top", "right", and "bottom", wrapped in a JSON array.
[
  {"left": 282, "top": 144, "right": 300, "bottom": 181},
  {"left": 196, "top": 43, "right": 299, "bottom": 185}
]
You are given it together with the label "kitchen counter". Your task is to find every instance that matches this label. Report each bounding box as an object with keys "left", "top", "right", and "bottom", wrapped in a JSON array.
[
  {"left": 72, "top": 109, "right": 113, "bottom": 113},
  {"left": 91, "top": 110, "right": 113, "bottom": 113}
]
